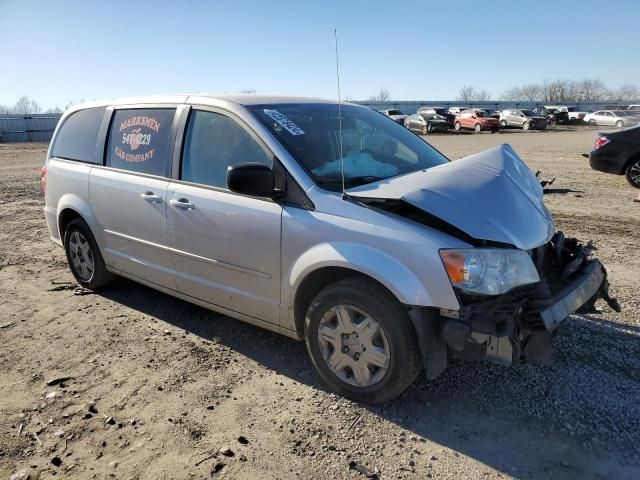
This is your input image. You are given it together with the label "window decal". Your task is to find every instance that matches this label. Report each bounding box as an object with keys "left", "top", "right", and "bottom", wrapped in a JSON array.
[
  {"left": 263, "top": 109, "right": 305, "bottom": 136},
  {"left": 115, "top": 115, "right": 162, "bottom": 163}
]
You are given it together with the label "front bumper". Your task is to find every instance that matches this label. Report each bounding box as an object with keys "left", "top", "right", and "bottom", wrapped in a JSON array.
[
  {"left": 430, "top": 233, "right": 619, "bottom": 373},
  {"left": 526, "top": 259, "right": 603, "bottom": 331}
]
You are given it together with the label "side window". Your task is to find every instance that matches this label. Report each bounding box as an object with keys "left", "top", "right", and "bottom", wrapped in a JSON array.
[
  {"left": 106, "top": 108, "right": 176, "bottom": 177},
  {"left": 51, "top": 107, "right": 106, "bottom": 163},
  {"left": 181, "top": 110, "right": 272, "bottom": 189}
]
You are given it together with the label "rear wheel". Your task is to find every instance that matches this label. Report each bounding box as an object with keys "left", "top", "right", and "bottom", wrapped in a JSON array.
[
  {"left": 454, "top": 122, "right": 461, "bottom": 132},
  {"left": 427, "top": 122, "right": 433, "bottom": 134},
  {"left": 63, "top": 218, "right": 115, "bottom": 289},
  {"left": 422, "top": 124, "right": 428, "bottom": 135},
  {"left": 588, "top": 119, "right": 596, "bottom": 126},
  {"left": 523, "top": 121, "right": 530, "bottom": 131},
  {"left": 615, "top": 120, "right": 624, "bottom": 128},
  {"left": 304, "top": 277, "right": 421, "bottom": 403},
  {"left": 625, "top": 159, "right": 640, "bottom": 188},
  {"left": 500, "top": 119, "right": 507, "bottom": 129},
  {"left": 550, "top": 117, "right": 558, "bottom": 126},
  {"left": 474, "top": 123, "right": 481, "bottom": 133}
]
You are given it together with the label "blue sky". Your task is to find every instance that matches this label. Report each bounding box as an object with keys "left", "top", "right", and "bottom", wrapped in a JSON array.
[{"left": 1, "top": 0, "right": 638, "bottom": 109}]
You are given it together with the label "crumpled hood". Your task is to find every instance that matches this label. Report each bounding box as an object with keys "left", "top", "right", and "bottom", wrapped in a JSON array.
[{"left": 347, "top": 144, "right": 555, "bottom": 250}]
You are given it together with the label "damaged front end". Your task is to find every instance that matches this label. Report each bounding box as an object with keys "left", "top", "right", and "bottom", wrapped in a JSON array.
[{"left": 436, "top": 232, "right": 620, "bottom": 372}]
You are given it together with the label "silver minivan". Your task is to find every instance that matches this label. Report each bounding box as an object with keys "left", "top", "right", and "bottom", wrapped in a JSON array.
[{"left": 43, "top": 94, "right": 616, "bottom": 403}]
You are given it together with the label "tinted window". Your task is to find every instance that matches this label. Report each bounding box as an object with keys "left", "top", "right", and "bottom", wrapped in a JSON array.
[
  {"left": 181, "top": 110, "right": 272, "bottom": 189},
  {"left": 51, "top": 107, "right": 105, "bottom": 162},
  {"left": 106, "top": 108, "right": 176, "bottom": 177}
]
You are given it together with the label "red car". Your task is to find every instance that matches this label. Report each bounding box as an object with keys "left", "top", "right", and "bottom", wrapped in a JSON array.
[{"left": 454, "top": 109, "right": 500, "bottom": 133}]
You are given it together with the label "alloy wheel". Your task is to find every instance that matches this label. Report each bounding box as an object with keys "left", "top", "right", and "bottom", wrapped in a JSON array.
[
  {"left": 629, "top": 161, "right": 640, "bottom": 187},
  {"left": 317, "top": 305, "right": 390, "bottom": 387}
]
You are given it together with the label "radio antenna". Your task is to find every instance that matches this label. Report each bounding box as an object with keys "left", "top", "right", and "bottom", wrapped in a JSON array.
[{"left": 334, "top": 28, "right": 346, "bottom": 198}]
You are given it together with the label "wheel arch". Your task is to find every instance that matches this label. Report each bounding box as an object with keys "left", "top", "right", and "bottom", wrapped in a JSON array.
[
  {"left": 56, "top": 193, "right": 99, "bottom": 244},
  {"left": 287, "top": 242, "right": 436, "bottom": 336}
]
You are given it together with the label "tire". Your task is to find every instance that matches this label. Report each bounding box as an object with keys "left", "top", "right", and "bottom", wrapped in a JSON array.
[
  {"left": 523, "top": 122, "right": 530, "bottom": 131},
  {"left": 304, "top": 277, "right": 421, "bottom": 403},
  {"left": 588, "top": 119, "right": 596, "bottom": 126},
  {"left": 422, "top": 124, "right": 428, "bottom": 135},
  {"left": 474, "top": 123, "right": 481, "bottom": 134},
  {"left": 427, "top": 122, "right": 433, "bottom": 134},
  {"left": 615, "top": 120, "right": 624, "bottom": 128},
  {"left": 550, "top": 118, "right": 558, "bottom": 126},
  {"left": 500, "top": 120, "right": 507, "bottom": 129},
  {"left": 63, "top": 218, "right": 115, "bottom": 289},
  {"left": 625, "top": 159, "right": 640, "bottom": 188},
  {"left": 454, "top": 122, "right": 461, "bottom": 132}
]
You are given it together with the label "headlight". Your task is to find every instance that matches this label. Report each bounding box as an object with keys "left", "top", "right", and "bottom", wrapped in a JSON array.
[{"left": 440, "top": 249, "right": 539, "bottom": 295}]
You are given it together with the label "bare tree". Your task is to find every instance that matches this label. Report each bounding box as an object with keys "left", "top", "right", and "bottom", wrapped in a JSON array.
[
  {"left": 45, "top": 106, "right": 63, "bottom": 113},
  {"left": 240, "top": 88, "right": 257, "bottom": 94},
  {"left": 12, "top": 95, "right": 41, "bottom": 114},
  {"left": 0, "top": 104, "right": 11, "bottom": 114},
  {"left": 368, "top": 88, "right": 391, "bottom": 102},
  {"left": 457, "top": 85, "right": 491, "bottom": 102},
  {"left": 611, "top": 84, "right": 640, "bottom": 101},
  {"left": 457, "top": 85, "right": 476, "bottom": 102}
]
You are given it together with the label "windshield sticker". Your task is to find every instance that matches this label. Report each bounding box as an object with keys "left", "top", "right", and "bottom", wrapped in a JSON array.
[
  {"left": 115, "top": 115, "right": 161, "bottom": 163},
  {"left": 263, "top": 109, "right": 305, "bottom": 135}
]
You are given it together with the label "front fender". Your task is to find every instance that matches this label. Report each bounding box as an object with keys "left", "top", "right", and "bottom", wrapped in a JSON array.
[{"left": 288, "top": 242, "right": 439, "bottom": 309}]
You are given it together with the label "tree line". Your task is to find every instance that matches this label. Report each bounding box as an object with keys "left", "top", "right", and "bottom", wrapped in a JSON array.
[
  {"left": 367, "top": 79, "right": 640, "bottom": 103},
  {"left": 0, "top": 95, "right": 78, "bottom": 115}
]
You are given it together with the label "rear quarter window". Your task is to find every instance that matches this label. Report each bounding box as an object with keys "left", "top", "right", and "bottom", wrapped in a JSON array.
[
  {"left": 51, "top": 107, "right": 106, "bottom": 163},
  {"left": 106, "top": 108, "right": 176, "bottom": 177}
]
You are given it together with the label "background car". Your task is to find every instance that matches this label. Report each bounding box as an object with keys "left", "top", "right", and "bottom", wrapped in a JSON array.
[
  {"left": 628, "top": 105, "right": 640, "bottom": 111},
  {"left": 454, "top": 109, "right": 500, "bottom": 133},
  {"left": 544, "top": 105, "right": 587, "bottom": 123},
  {"left": 416, "top": 106, "right": 456, "bottom": 127},
  {"left": 379, "top": 108, "right": 408, "bottom": 125},
  {"left": 448, "top": 106, "right": 467, "bottom": 116},
  {"left": 499, "top": 109, "right": 548, "bottom": 130},
  {"left": 583, "top": 110, "right": 640, "bottom": 128},
  {"left": 589, "top": 124, "right": 640, "bottom": 188},
  {"left": 404, "top": 112, "right": 449, "bottom": 134},
  {"left": 532, "top": 107, "right": 569, "bottom": 126}
]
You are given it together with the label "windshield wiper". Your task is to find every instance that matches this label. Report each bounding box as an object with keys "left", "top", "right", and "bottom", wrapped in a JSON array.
[{"left": 316, "top": 175, "right": 385, "bottom": 188}]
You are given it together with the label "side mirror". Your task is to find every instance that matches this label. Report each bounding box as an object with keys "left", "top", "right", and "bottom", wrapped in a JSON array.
[{"left": 227, "top": 163, "right": 275, "bottom": 198}]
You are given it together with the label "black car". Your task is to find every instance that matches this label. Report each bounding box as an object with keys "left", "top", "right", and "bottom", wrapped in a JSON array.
[
  {"left": 404, "top": 112, "right": 449, "bottom": 134},
  {"left": 416, "top": 107, "right": 455, "bottom": 127},
  {"left": 588, "top": 125, "right": 640, "bottom": 188},
  {"left": 532, "top": 107, "right": 569, "bottom": 126}
]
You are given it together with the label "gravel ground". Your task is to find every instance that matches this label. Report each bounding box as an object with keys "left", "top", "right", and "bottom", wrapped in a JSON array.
[{"left": 1, "top": 130, "right": 639, "bottom": 480}]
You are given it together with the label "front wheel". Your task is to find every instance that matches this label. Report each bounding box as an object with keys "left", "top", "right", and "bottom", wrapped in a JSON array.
[
  {"left": 304, "top": 277, "right": 421, "bottom": 403},
  {"left": 523, "top": 121, "right": 530, "bottom": 131},
  {"left": 454, "top": 122, "right": 461, "bottom": 132},
  {"left": 64, "top": 218, "right": 115, "bottom": 289},
  {"left": 588, "top": 119, "right": 596, "bottom": 126},
  {"left": 422, "top": 124, "right": 428, "bottom": 135},
  {"left": 427, "top": 122, "right": 433, "bottom": 134},
  {"left": 615, "top": 120, "right": 624, "bottom": 128},
  {"left": 625, "top": 159, "right": 640, "bottom": 188},
  {"left": 474, "top": 123, "right": 481, "bottom": 133},
  {"left": 500, "top": 120, "right": 507, "bottom": 129}
]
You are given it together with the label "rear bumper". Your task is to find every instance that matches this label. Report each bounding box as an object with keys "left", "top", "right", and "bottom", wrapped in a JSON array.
[{"left": 589, "top": 150, "right": 626, "bottom": 175}]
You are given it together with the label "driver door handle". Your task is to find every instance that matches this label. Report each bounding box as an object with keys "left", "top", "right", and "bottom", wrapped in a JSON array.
[{"left": 170, "top": 198, "right": 195, "bottom": 210}]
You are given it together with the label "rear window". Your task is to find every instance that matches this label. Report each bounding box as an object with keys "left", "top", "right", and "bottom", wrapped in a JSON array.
[
  {"left": 51, "top": 107, "right": 106, "bottom": 163},
  {"left": 106, "top": 108, "right": 176, "bottom": 177}
]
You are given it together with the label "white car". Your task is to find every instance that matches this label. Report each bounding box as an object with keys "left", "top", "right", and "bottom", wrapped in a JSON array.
[
  {"left": 42, "top": 94, "right": 616, "bottom": 403},
  {"left": 583, "top": 110, "right": 640, "bottom": 128},
  {"left": 544, "top": 105, "right": 587, "bottom": 122}
]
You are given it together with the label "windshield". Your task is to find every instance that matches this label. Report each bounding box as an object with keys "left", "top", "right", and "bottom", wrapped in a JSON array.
[
  {"left": 474, "top": 111, "right": 487, "bottom": 117},
  {"left": 386, "top": 109, "right": 402, "bottom": 115},
  {"left": 249, "top": 103, "right": 449, "bottom": 191},
  {"left": 520, "top": 109, "right": 535, "bottom": 116}
]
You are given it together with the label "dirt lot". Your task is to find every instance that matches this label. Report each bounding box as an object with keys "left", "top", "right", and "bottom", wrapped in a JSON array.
[{"left": 1, "top": 130, "right": 639, "bottom": 480}]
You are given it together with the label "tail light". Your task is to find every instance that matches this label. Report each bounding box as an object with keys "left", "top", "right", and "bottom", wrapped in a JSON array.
[
  {"left": 41, "top": 165, "right": 47, "bottom": 193},
  {"left": 594, "top": 135, "right": 610, "bottom": 150}
]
